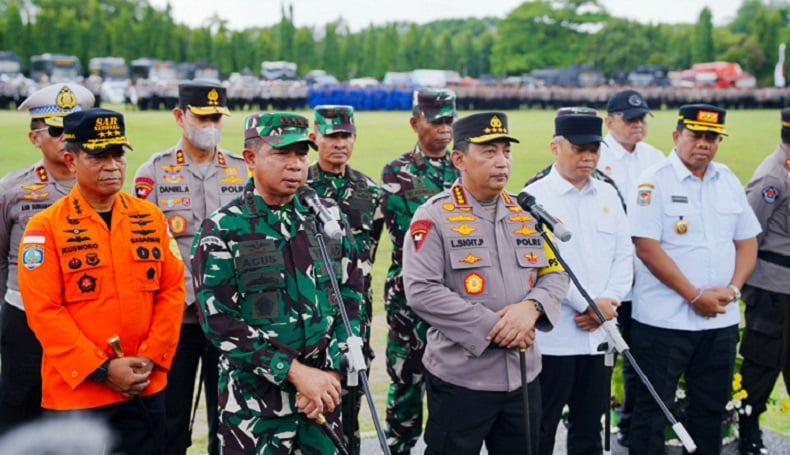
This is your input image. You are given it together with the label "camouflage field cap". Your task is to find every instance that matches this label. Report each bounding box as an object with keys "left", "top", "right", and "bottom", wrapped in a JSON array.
[
  {"left": 244, "top": 112, "right": 317, "bottom": 150},
  {"left": 677, "top": 104, "right": 728, "bottom": 136},
  {"left": 18, "top": 83, "right": 95, "bottom": 127},
  {"left": 453, "top": 112, "right": 520, "bottom": 145},
  {"left": 179, "top": 80, "right": 230, "bottom": 116},
  {"left": 314, "top": 105, "right": 356, "bottom": 135},
  {"left": 412, "top": 88, "right": 457, "bottom": 121},
  {"left": 63, "top": 108, "right": 133, "bottom": 155}
]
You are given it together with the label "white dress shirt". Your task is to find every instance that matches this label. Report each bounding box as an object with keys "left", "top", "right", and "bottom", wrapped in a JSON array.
[
  {"left": 525, "top": 166, "right": 634, "bottom": 355},
  {"left": 598, "top": 133, "right": 665, "bottom": 200},
  {"left": 628, "top": 151, "right": 762, "bottom": 330}
]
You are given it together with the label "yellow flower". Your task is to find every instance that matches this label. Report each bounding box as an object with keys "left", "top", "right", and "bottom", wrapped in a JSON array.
[{"left": 782, "top": 400, "right": 790, "bottom": 413}]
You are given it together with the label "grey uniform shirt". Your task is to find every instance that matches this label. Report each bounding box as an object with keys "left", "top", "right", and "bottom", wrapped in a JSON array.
[
  {"left": 134, "top": 142, "right": 246, "bottom": 323},
  {"left": 403, "top": 183, "right": 569, "bottom": 390},
  {"left": 0, "top": 163, "right": 73, "bottom": 310},
  {"left": 745, "top": 145, "right": 790, "bottom": 294}
]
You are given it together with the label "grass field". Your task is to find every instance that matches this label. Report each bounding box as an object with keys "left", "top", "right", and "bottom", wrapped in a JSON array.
[{"left": 1, "top": 104, "right": 786, "bottom": 451}]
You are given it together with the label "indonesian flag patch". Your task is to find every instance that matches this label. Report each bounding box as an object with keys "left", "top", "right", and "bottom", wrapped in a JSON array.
[{"left": 410, "top": 219, "right": 433, "bottom": 252}]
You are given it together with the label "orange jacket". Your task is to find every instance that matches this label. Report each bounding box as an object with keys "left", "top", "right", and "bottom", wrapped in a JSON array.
[{"left": 18, "top": 187, "right": 184, "bottom": 410}]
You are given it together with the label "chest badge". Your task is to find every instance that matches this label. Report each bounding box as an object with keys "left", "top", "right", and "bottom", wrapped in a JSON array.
[
  {"left": 459, "top": 253, "right": 482, "bottom": 265},
  {"left": 77, "top": 274, "right": 97, "bottom": 293},
  {"left": 464, "top": 272, "right": 485, "bottom": 295},
  {"left": 451, "top": 224, "right": 476, "bottom": 236},
  {"left": 674, "top": 218, "right": 689, "bottom": 235}
]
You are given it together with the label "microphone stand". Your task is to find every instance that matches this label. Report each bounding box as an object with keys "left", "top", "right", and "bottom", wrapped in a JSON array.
[
  {"left": 312, "top": 223, "right": 391, "bottom": 455},
  {"left": 597, "top": 341, "right": 616, "bottom": 455},
  {"left": 532, "top": 221, "right": 698, "bottom": 453},
  {"left": 519, "top": 348, "right": 533, "bottom": 455}
]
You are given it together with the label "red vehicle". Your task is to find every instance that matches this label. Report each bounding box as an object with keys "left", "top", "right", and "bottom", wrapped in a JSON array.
[{"left": 669, "top": 61, "right": 756, "bottom": 88}]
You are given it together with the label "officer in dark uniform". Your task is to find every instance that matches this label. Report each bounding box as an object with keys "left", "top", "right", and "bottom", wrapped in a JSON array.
[{"left": 738, "top": 108, "right": 790, "bottom": 455}]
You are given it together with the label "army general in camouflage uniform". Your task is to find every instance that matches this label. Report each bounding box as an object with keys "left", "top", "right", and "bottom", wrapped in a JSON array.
[
  {"left": 306, "top": 105, "right": 383, "bottom": 453},
  {"left": 380, "top": 88, "right": 459, "bottom": 455},
  {"left": 191, "top": 112, "right": 364, "bottom": 454},
  {"left": 134, "top": 80, "right": 246, "bottom": 455},
  {"left": 0, "top": 83, "right": 94, "bottom": 433}
]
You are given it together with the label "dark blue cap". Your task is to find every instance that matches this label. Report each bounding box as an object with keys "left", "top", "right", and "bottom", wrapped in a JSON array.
[{"left": 554, "top": 114, "right": 603, "bottom": 145}]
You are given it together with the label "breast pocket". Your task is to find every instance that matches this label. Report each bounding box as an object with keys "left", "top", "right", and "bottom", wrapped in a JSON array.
[
  {"left": 234, "top": 242, "right": 288, "bottom": 324},
  {"left": 60, "top": 250, "right": 108, "bottom": 303},
  {"left": 714, "top": 202, "right": 743, "bottom": 242},
  {"left": 663, "top": 204, "right": 703, "bottom": 245},
  {"left": 130, "top": 244, "right": 163, "bottom": 292},
  {"left": 448, "top": 247, "right": 493, "bottom": 298}
]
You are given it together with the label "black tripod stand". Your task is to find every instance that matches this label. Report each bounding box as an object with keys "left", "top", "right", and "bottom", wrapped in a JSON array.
[
  {"left": 312, "top": 223, "right": 391, "bottom": 455},
  {"left": 533, "top": 220, "right": 698, "bottom": 453}
]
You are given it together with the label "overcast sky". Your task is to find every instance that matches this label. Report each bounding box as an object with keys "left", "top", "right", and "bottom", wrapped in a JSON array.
[{"left": 148, "top": 0, "right": 746, "bottom": 31}]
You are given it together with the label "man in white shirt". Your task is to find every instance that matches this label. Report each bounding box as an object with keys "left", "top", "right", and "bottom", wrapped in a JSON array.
[
  {"left": 597, "top": 89, "right": 665, "bottom": 447},
  {"left": 628, "top": 104, "right": 760, "bottom": 454},
  {"left": 525, "top": 112, "right": 634, "bottom": 455}
]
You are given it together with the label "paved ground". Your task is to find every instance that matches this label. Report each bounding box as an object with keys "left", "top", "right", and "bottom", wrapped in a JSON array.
[{"left": 360, "top": 426, "right": 790, "bottom": 454}]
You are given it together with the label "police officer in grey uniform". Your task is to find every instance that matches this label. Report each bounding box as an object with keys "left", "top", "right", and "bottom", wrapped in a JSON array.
[
  {"left": 738, "top": 108, "right": 790, "bottom": 455},
  {"left": 133, "top": 80, "right": 246, "bottom": 455},
  {"left": 403, "top": 112, "right": 570, "bottom": 454},
  {"left": 0, "top": 83, "right": 94, "bottom": 433}
]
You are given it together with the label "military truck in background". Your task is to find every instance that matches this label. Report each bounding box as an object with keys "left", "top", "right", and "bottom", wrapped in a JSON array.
[
  {"left": 88, "top": 56, "right": 129, "bottom": 105},
  {"left": 30, "top": 53, "right": 82, "bottom": 84},
  {"left": 129, "top": 58, "right": 178, "bottom": 110},
  {"left": 0, "top": 51, "right": 34, "bottom": 109},
  {"left": 261, "top": 61, "right": 297, "bottom": 80}
]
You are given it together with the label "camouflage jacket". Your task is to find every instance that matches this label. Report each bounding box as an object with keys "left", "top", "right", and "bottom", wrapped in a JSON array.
[
  {"left": 306, "top": 163, "right": 384, "bottom": 316},
  {"left": 190, "top": 179, "right": 364, "bottom": 418},
  {"left": 380, "top": 144, "right": 459, "bottom": 303}
]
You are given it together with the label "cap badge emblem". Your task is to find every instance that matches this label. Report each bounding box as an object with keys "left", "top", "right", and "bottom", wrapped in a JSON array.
[{"left": 56, "top": 86, "right": 77, "bottom": 110}]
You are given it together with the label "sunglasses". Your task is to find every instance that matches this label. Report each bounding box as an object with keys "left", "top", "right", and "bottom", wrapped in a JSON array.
[{"left": 32, "top": 126, "right": 64, "bottom": 138}]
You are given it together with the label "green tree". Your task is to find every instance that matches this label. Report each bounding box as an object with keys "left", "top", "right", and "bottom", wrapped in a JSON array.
[
  {"left": 294, "top": 26, "right": 317, "bottom": 74},
  {"left": 321, "top": 22, "right": 342, "bottom": 77},
  {"left": 402, "top": 24, "right": 421, "bottom": 69},
  {"left": 581, "top": 18, "right": 655, "bottom": 76},
  {"left": 491, "top": 0, "right": 607, "bottom": 75},
  {"left": 692, "top": 7, "right": 715, "bottom": 63},
  {"left": 4, "top": 1, "right": 27, "bottom": 60}
]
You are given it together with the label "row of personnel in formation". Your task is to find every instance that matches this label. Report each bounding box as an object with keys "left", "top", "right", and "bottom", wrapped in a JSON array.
[{"left": 0, "top": 80, "right": 785, "bottom": 455}]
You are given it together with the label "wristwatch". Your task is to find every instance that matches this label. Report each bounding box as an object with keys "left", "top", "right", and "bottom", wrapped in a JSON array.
[
  {"left": 533, "top": 300, "right": 545, "bottom": 315},
  {"left": 90, "top": 359, "right": 111, "bottom": 383},
  {"left": 728, "top": 284, "right": 742, "bottom": 302}
]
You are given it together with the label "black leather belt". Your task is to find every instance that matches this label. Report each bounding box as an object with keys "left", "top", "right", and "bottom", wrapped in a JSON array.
[{"left": 758, "top": 250, "right": 790, "bottom": 268}]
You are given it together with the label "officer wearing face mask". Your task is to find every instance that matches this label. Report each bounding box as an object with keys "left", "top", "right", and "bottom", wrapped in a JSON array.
[{"left": 133, "top": 79, "right": 246, "bottom": 455}]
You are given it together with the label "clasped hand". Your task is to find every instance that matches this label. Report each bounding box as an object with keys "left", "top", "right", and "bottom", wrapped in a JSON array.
[
  {"left": 288, "top": 360, "right": 342, "bottom": 419},
  {"left": 487, "top": 300, "right": 540, "bottom": 349},
  {"left": 105, "top": 356, "right": 153, "bottom": 398}
]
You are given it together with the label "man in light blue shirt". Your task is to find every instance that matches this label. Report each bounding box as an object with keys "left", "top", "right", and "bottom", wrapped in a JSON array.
[
  {"left": 627, "top": 104, "right": 760, "bottom": 455},
  {"left": 525, "top": 112, "right": 633, "bottom": 455}
]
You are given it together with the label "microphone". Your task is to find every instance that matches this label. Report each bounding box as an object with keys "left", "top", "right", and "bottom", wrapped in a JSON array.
[
  {"left": 516, "top": 190, "right": 572, "bottom": 242},
  {"left": 296, "top": 186, "right": 343, "bottom": 240}
]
